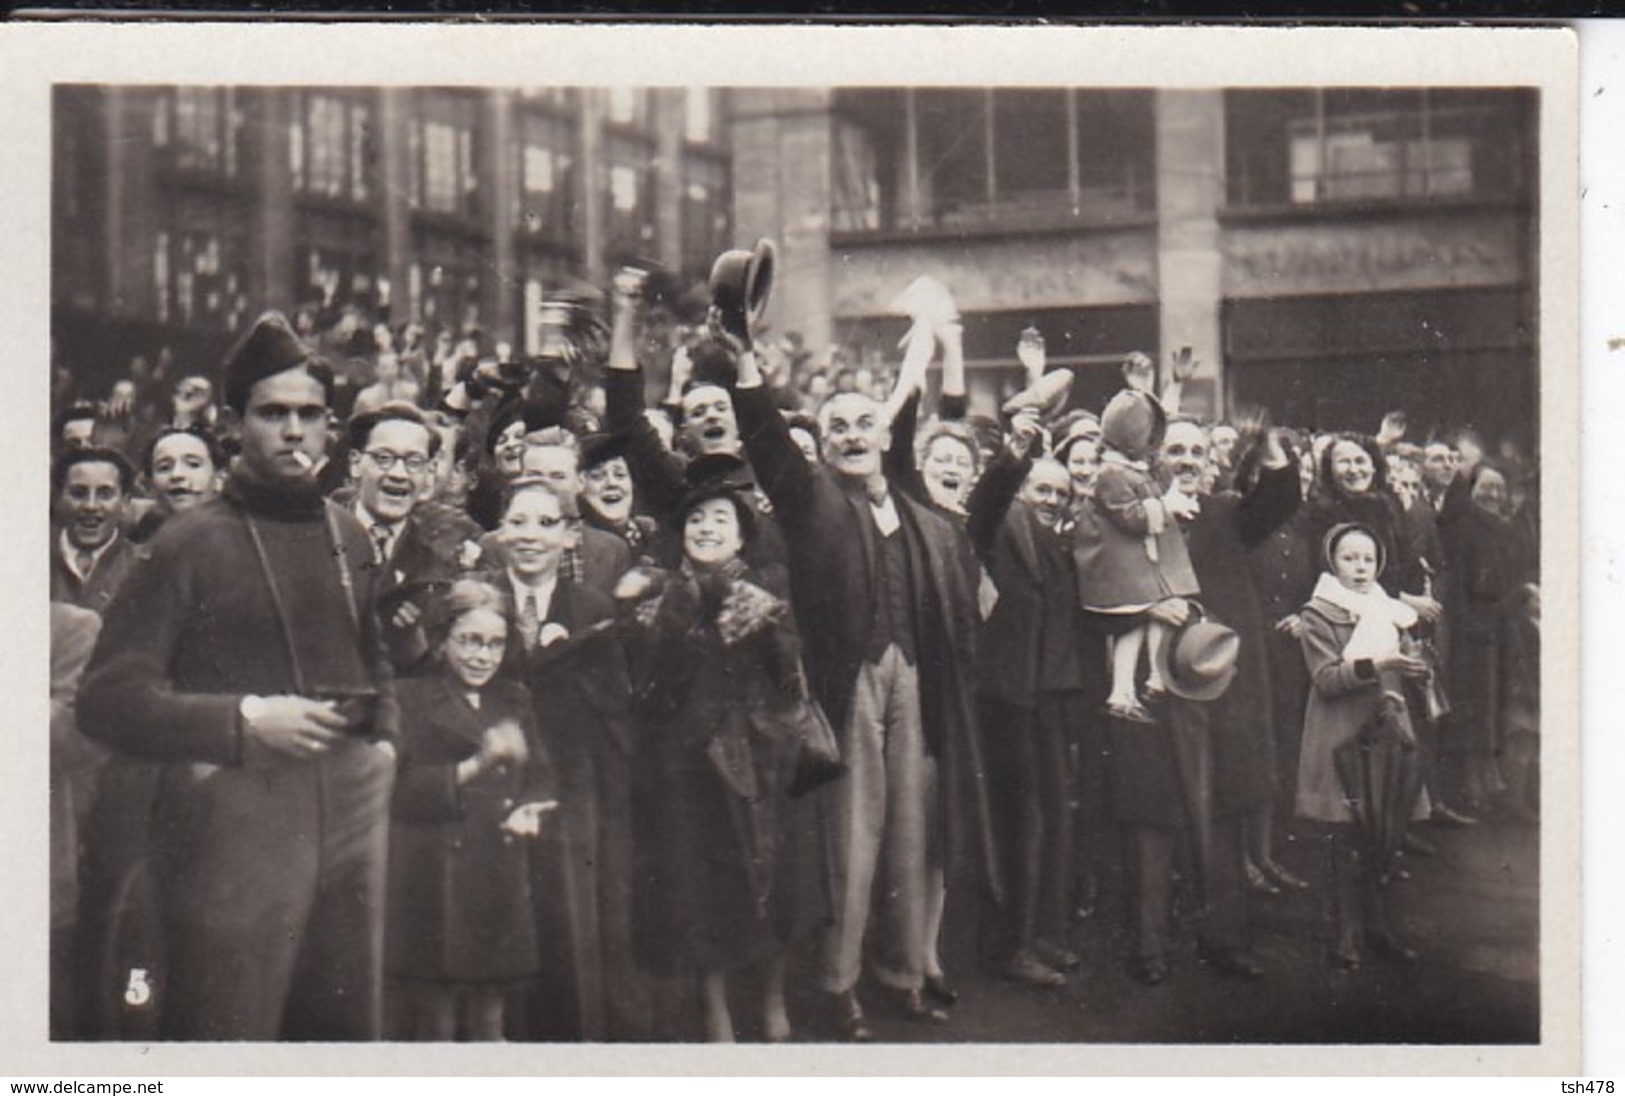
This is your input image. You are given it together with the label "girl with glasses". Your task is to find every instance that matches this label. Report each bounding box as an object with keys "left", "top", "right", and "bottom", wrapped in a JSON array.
[{"left": 385, "top": 577, "right": 556, "bottom": 1041}]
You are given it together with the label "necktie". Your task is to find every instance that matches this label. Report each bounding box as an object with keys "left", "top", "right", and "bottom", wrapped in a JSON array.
[
  {"left": 74, "top": 549, "right": 96, "bottom": 579},
  {"left": 370, "top": 523, "right": 392, "bottom": 566},
  {"left": 519, "top": 592, "right": 541, "bottom": 652}
]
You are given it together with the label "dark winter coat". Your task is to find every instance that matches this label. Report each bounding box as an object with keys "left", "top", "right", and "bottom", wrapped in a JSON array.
[
  {"left": 625, "top": 565, "right": 830, "bottom": 974},
  {"left": 387, "top": 672, "right": 554, "bottom": 984}
]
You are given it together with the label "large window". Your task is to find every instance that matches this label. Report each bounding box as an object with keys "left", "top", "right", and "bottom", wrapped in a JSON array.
[
  {"left": 410, "top": 91, "right": 480, "bottom": 219},
  {"left": 602, "top": 132, "right": 655, "bottom": 258},
  {"left": 290, "top": 91, "right": 373, "bottom": 202},
  {"left": 831, "top": 88, "right": 1155, "bottom": 236},
  {"left": 684, "top": 88, "right": 721, "bottom": 145},
  {"left": 1226, "top": 88, "right": 1534, "bottom": 209},
  {"left": 681, "top": 156, "right": 730, "bottom": 277},
  {"left": 515, "top": 112, "right": 576, "bottom": 243},
  {"left": 153, "top": 225, "right": 249, "bottom": 330},
  {"left": 152, "top": 87, "right": 244, "bottom": 177}
]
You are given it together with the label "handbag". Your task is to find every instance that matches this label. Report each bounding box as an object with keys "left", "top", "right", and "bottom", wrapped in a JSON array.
[{"left": 784, "top": 666, "right": 845, "bottom": 799}]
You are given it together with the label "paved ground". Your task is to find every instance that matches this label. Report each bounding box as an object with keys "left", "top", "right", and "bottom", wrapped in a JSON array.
[{"left": 756, "top": 811, "right": 1540, "bottom": 1046}]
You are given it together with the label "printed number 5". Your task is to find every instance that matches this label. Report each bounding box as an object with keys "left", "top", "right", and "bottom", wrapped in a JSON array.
[{"left": 124, "top": 967, "right": 152, "bottom": 1007}]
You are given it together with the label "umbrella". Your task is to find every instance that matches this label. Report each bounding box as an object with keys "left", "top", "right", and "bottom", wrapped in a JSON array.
[{"left": 1334, "top": 695, "right": 1425, "bottom": 883}]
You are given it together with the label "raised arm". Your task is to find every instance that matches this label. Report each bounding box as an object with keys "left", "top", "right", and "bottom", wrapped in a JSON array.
[
  {"left": 966, "top": 409, "right": 1042, "bottom": 563},
  {"left": 733, "top": 332, "right": 816, "bottom": 525},
  {"left": 604, "top": 269, "right": 690, "bottom": 519},
  {"left": 1234, "top": 431, "right": 1302, "bottom": 549}
]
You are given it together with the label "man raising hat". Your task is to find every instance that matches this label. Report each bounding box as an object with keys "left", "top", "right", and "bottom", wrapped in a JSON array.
[{"left": 79, "top": 310, "right": 400, "bottom": 1040}]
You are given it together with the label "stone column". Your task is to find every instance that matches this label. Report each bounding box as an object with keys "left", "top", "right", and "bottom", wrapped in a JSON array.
[
  {"left": 728, "top": 89, "right": 833, "bottom": 350},
  {"left": 1155, "top": 89, "right": 1226, "bottom": 420},
  {"left": 481, "top": 89, "right": 518, "bottom": 344},
  {"left": 377, "top": 88, "right": 416, "bottom": 321},
  {"left": 102, "top": 86, "right": 156, "bottom": 319},
  {"left": 576, "top": 90, "right": 604, "bottom": 286},
  {"left": 652, "top": 89, "right": 686, "bottom": 271},
  {"left": 249, "top": 88, "right": 293, "bottom": 312}
]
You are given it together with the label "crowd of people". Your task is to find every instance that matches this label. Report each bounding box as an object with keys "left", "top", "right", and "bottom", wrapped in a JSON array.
[{"left": 48, "top": 263, "right": 1541, "bottom": 1044}]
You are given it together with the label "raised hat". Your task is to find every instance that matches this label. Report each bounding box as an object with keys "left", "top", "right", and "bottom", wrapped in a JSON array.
[
  {"left": 708, "top": 238, "right": 777, "bottom": 342},
  {"left": 1002, "top": 369, "right": 1075, "bottom": 421}
]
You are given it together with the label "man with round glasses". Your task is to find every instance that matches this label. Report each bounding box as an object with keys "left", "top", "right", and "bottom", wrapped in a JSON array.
[{"left": 346, "top": 402, "right": 464, "bottom": 674}]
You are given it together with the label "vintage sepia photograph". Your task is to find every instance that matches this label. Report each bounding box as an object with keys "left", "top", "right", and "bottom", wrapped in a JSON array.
[{"left": 4, "top": 22, "right": 1581, "bottom": 1075}]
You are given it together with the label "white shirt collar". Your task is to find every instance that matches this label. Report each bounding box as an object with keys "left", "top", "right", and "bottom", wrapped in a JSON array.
[
  {"left": 59, "top": 528, "right": 117, "bottom": 582},
  {"left": 508, "top": 569, "right": 559, "bottom": 617}
]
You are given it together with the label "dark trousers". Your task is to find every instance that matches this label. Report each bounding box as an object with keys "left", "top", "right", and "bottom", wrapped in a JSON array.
[
  {"left": 981, "top": 694, "right": 1075, "bottom": 955},
  {"left": 1122, "top": 816, "right": 1249, "bottom": 962},
  {"left": 1120, "top": 698, "right": 1250, "bottom": 963},
  {"left": 151, "top": 739, "right": 394, "bottom": 1040}
]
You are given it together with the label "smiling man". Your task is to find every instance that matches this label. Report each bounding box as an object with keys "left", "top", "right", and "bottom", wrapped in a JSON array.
[
  {"left": 732, "top": 319, "right": 992, "bottom": 1042},
  {"left": 79, "top": 310, "right": 399, "bottom": 1041},
  {"left": 51, "top": 447, "right": 142, "bottom": 616},
  {"left": 602, "top": 270, "right": 788, "bottom": 596},
  {"left": 343, "top": 402, "right": 464, "bottom": 674}
]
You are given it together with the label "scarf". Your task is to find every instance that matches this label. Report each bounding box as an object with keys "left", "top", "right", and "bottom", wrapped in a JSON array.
[{"left": 1310, "top": 571, "right": 1418, "bottom": 662}]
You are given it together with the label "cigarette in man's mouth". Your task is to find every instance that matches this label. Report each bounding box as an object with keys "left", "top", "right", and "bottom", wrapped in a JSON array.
[{"left": 291, "top": 451, "right": 315, "bottom": 471}]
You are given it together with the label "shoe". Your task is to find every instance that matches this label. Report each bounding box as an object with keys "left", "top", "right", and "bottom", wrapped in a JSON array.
[
  {"left": 1001, "top": 949, "right": 1067, "bottom": 988},
  {"left": 1033, "top": 938, "right": 1083, "bottom": 971},
  {"left": 1401, "top": 833, "right": 1437, "bottom": 858},
  {"left": 1131, "top": 955, "right": 1168, "bottom": 986},
  {"left": 1369, "top": 933, "right": 1420, "bottom": 965},
  {"left": 882, "top": 985, "right": 950, "bottom": 1024},
  {"left": 1245, "top": 860, "right": 1283, "bottom": 896},
  {"left": 1198, "top": 946, "right": 1266, "bottom": 981},
  {"left": 1106, "top": 698, "right": 1154, "bottom": 724},
  {"left": 923, "top": 973, "right": 959, "bottom": 1006},
  {"left": 1261, "top": 860, "right": 1310, "bottom": 891},
  {"left": 825, "top": 989, "right": 871, "bottom": 1042},
  {"left": 1431, "top": 805, "right": 1480, "bottom": 828}
]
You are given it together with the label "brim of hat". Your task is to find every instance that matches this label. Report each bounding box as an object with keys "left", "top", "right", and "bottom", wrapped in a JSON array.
[
  {"left": 1153, "top": 630, "right": 1240, "bottom": 703},
  {"left": 1161, "top": 664, "right": 1238, "bottom": 702}
]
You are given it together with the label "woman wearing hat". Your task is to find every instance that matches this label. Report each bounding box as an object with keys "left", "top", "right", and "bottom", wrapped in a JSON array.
[
  {"left": 1295, "top": 523, "right": 1433, "bottom": 970},
  {"left": 618, "top": 454, "right": 829, "bottom": 1042}
]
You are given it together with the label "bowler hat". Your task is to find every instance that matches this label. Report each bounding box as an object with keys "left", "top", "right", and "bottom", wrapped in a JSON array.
[
  {"left": 708, "top": 239, "right": 777, "bottom": 342},
  {"left": 1153, "top": 606, "right": 1240, "bottom": 702}
]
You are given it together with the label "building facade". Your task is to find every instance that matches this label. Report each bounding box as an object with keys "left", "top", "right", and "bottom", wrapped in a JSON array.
[
  {"left": 52, "top": 85, "right": 733, "bottom": 397},
  {"left": 730, "top": 86, "right": 1539, "bottom": 449}
]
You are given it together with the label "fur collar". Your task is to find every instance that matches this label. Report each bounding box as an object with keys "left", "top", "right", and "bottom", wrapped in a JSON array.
[{"left": 634, "top": 562, "right": 786, "bottom": 646}]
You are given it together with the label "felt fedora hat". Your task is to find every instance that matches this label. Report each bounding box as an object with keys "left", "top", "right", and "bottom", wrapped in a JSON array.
[
  {"left": 1154, "top": 606, "right": 1240, "bottom": 702},
  {"left": 708, "top": 238, "right": 777, "bottom": 341}
]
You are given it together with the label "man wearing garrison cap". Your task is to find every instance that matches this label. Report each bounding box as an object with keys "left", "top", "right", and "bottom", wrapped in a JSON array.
[{"left": 79, "top": 311, "right": 401, "bottom": 1040}]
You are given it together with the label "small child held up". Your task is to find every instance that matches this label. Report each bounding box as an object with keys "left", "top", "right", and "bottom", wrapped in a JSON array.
[{"left": 1072, "top": 385, "right": 1201, "bottom": 723}]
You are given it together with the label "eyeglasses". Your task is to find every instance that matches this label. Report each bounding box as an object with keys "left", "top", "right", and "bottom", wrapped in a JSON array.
[
  {"left": 448, "top": 632, "right": 507, "bottom": 655},
  {"left": 506, "top": 513, "right": 567, "bottom": 530},
  {"left": 365, "top": 450, "right": 432, "bottom": 474}
]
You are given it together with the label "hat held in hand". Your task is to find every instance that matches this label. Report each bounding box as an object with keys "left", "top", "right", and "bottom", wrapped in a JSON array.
[
  {"left": 1153, "top": 607, "right": 1240, "bottom": 702},
  {"left": 1002, "top": 370, "right": 1074, "bottom": 421},
  {"left": 709, "top": 239, "right": 777, "bottom": 342},
  {"left": 889, "top": 274, "right": 960, "bottom": 328}
]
